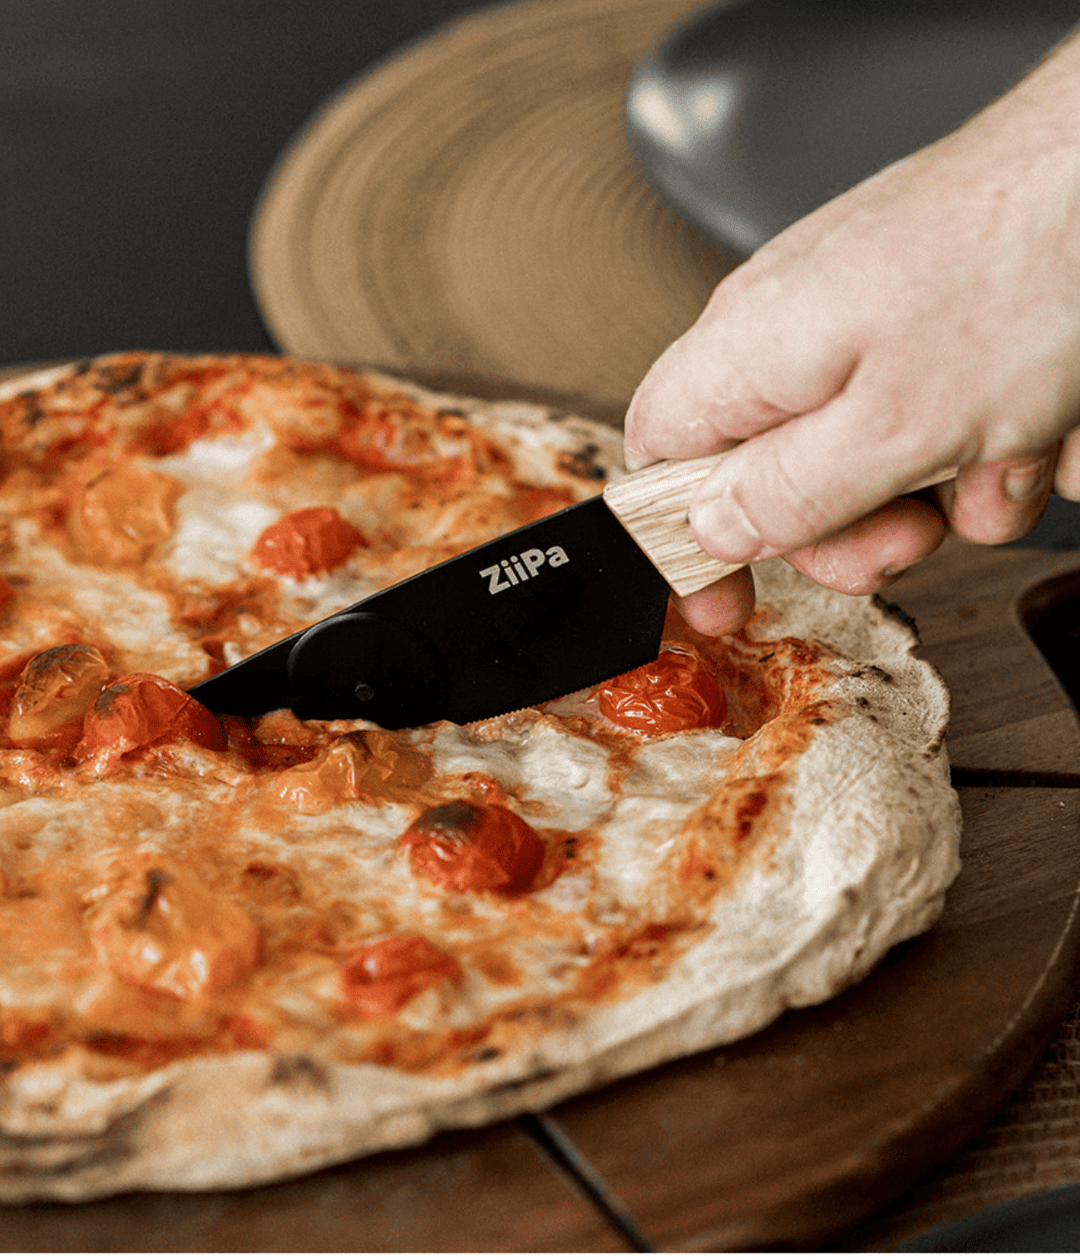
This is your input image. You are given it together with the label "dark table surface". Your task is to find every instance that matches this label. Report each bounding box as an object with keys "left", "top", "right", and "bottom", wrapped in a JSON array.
[{"left": 1, "top": 0, "right": 486, "bottom": 367}]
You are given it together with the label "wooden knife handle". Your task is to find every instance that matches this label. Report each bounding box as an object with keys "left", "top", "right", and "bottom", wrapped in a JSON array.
[{"left": 602, "top": 453, "right": 958, "bottom": 598}]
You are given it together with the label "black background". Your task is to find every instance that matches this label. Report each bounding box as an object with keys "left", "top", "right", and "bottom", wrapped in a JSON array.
[{"left": 0, "top": 0, "right": 486, "bottom": 365}]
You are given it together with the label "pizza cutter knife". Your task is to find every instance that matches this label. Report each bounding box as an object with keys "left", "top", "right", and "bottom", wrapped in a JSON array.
[{"left": 187, "top": 456, "right": 955, "bottom": 729}]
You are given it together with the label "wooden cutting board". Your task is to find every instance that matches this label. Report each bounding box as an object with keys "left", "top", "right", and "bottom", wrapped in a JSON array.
[{"left": 0, "top": 522, "right": 1078, "bottom": 1249}]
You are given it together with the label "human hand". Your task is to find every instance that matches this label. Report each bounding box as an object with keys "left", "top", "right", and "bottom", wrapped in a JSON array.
[{"left": 625, "top": 34, "right": 1080, "bottom": 635}]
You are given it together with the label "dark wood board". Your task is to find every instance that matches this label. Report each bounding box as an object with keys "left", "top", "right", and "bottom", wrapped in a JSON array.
[
  {"left": 537, "top": 538, "right": 1080, "bottom": 1250},
  {"left": 0, "top": 1120, "right": 629, "bottom": 1252},
  {"left": 0, "top": 479, "right": 1077, "bottom": 1248}
]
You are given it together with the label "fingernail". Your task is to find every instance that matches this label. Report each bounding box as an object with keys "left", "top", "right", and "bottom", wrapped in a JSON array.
[
  {"left": 880, "top": 564, "right": 909, "bottom": 578},
  {"left": 689, "top": 494, "right": 765, "bottom": 565},
  {"left": 1004, "top": 460, "right": 1048, "bottom": 501}
]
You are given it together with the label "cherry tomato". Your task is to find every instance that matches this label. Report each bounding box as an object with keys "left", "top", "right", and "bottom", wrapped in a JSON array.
[
  {"left": 402, "top": 800, "right": 545, "bottom": 895},
  {"left": 596, "top": 647, "right": 728, "bottom": 735},
  {"left": 8, "top": 643, "right": 109, "bottom": 745},
  {"left": 71, "top": 464, "right": 182, "bottom": 565},
  {"left": 340, "top": 934, "right": 460, "bottom": 1016},
  {"left": 336, "top": 406, "right": 445, "bottom": 472},
  {"left": 77, "top": 674, "right": 224, "bottom": 759},
  {"left": 250, "top": 506, "right": 365, "bottom": 580},
  {"left": 87, "top": 865, "right": 261, "bottom": 1000}
]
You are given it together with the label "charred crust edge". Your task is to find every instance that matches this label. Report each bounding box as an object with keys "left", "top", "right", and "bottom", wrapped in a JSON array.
[{"left": 872, "top": 593, "right": 919, "bottom": 639}]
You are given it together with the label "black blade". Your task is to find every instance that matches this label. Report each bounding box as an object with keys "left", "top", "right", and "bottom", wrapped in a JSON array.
[{"left": 188, "top": 495, "right": 670, "bottom": 728}]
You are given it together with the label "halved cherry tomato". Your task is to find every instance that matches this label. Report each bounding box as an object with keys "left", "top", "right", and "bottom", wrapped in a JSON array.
[
  {"left": 596, "top": 647, "right": 728, "bottom": 735},
  {"left": 336, "top": 405, "right": 446, "bottom": 473},
  {"left": 402, "top": 800, "right": 545, "bottom": 895},
  {"left": 250, "top": 506, "right": 365, "bottom": 580},
  {"left": 77, "top": 674, "right": 224, "bottom": 759},
  {"left": 86, "top": 865, "right": 261, "bottom": 1000},
  {"left": 8, "top": 643, "right": 109, "bottom": 745},
  {"left": 340, "top": 934, "right": 460, "bottom": 1016},
  {"left": 69, "top": 464, "right": 183, "bottom": 565}
]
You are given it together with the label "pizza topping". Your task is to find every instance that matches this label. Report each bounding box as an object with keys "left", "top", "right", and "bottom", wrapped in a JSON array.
[
  {"left": 402, "top": 800, "right": 546, "bottom": 895},
  {"left": 335, "top": 402, "right": 496, "bottom": 480},
  {"left": 270, "top": 742, "right": 362, "bottom": 813},
  {"left": 266, "top": 731, "right": 432, "bottom": 812},
  {"left": 250, "top": 506, "right": 366, "bottom": 580},
  {"left": 7, "top": 644, "right": 109, "bottom": 745},
  {"left": 340, "top": 934, "right": 461, "bottom": 1016},
  {"left": 596, "top": 647, "right": 728, "bottom": 735},
  {"left": 85, "top": 865, "right": 261, "bottom": 1000},
  {"left": 76, "top": 674, "right": 224, "bottom": 760},
  {"left": 68, "top": 463, "right": 183, "bottom": 565}
]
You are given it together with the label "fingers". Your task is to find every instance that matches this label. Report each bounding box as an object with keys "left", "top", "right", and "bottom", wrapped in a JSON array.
[
  {"left": 674, "top": 566, "right": 756, "bottom": 638},
  {"left": 782, "top": 497, "right": 947, "bottom": 594},
  {"left": 684, "top": 378, "right": 953, "bottom": 567},
  {"left": 1055, "top": 428, "right": 1080, "bottom": 500},
  {"left": 623, "top": 263, "right": 859, "bottom": 472},
  {"left": 943, "top": 447, "right": 1057, "bottom": 543},
  {"left": 673, "top": 497, "right": 945, "bottom": 636}
]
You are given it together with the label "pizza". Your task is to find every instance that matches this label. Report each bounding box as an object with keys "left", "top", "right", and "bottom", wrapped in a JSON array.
[{"left": 0, "top": 352, "right": 961, "bottom": 1201}]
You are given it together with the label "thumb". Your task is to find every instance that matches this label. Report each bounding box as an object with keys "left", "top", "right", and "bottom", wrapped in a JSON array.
[
  {"left": 623, "top": 269, "right": 858, "bottom": 472},
  {"left": 687, "top": 384, "right": 951, "bottom": 565}
]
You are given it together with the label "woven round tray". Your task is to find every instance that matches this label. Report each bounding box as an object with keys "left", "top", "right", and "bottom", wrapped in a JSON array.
[{"left": 248, "top": 0, "right": 728, "bottom": 424}]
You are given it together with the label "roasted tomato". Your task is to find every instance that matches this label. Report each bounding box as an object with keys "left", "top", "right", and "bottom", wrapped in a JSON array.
[
  {"left": 68, "top": 464, "right": 183, "bottom": 565},
  {"left": 402, "top": 800, "right": 545, "bottom": 895},
  {"left": 8, "top": 643, "right": 109, "bottom": 745},
  {"left": 86, "top": 865, "right": 261, "bottom": 1000},
  {"left": 340, "top": 934, "right": 460, "bottom": 1017},
  {"left": 335, "top": 403, "right": 493, "bottom": 479},
  {"left": 77, "top": 674, "right": 224, "bottom": 759},
  {"left": 250, "top": 505, "right": 365, "bottom": 580},
  {"left": 596, "top": 646, "right": 728, "bottom": 734}
]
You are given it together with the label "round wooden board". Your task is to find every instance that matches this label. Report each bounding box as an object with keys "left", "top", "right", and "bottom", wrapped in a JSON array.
[
  {"left": 537, "top": 538, "right": 1080, "bottom": 1250},
  {"left": 248, "top": 0, "right": 727, "bottom": 423}
]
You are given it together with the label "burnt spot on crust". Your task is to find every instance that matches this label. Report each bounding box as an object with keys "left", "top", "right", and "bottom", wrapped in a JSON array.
[
  {"left": 850, "top": 664, "right": 895, "bottom": 685},
  {"left": 557, "top": 443, "right": 607, "bottom": 481},
  {"left": 93, "top": 360, "right": 146, "bottom": 396},
  {"left": 13, "top": 394, "right": 46, "bottom": 428},
  {"left": 464, "top": 1045, "right": 502, "bottom": 1063},
  {"left": 487, "top": 1066, "right": 560, "bottom": 1095},
  {"left": 266, "top": 1054, "right": 332, "bottom": 1094},
  {"left": 872, "top": 593, "right": 919, "bottom": 637},
  {"left": 135, "top": 868, "right": 172, "bottom": 928}
]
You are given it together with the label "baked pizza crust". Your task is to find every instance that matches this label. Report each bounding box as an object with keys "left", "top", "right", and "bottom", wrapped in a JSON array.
[{"left": 0, "top": 355, "right": 960, "bottom": 1200}]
